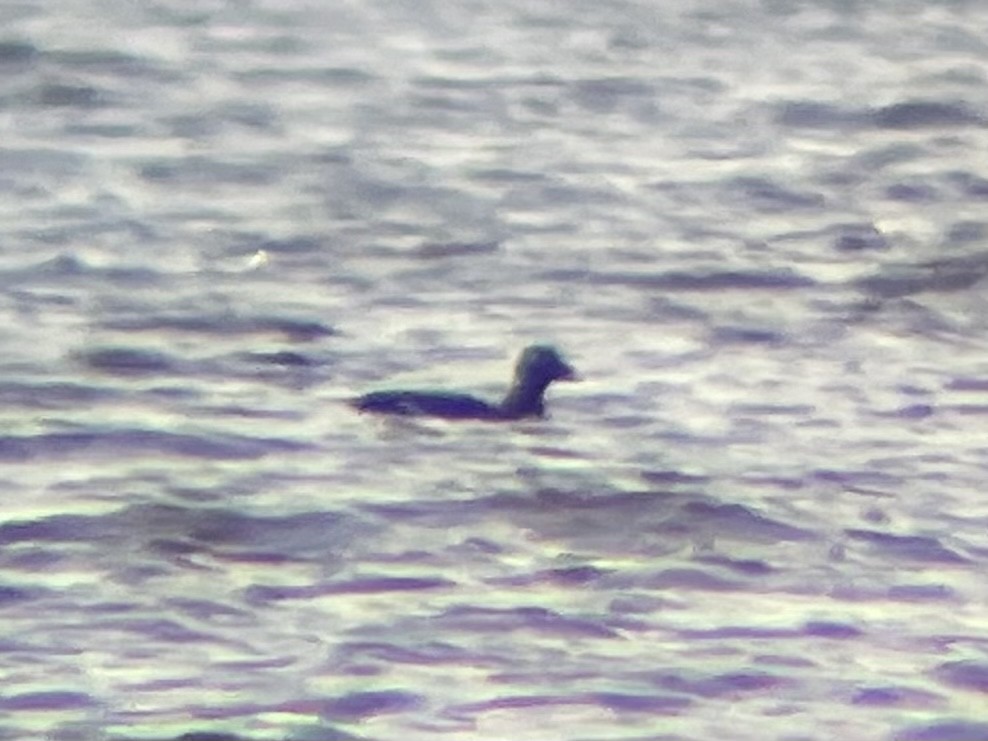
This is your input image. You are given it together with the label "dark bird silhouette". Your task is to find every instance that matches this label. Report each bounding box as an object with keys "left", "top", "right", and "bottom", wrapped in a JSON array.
[{"left": 352, "top": 345, "right": 576, "bottom": 420}]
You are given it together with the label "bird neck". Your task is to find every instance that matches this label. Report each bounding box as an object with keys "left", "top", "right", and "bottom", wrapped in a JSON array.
[{"left": 499, "top": 376, "right": 550, "bottom": 418}]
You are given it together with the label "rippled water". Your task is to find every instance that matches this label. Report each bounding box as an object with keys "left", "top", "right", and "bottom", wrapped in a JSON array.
[{"left": 2, "top": 1, "right": 988, "bottom": 739}]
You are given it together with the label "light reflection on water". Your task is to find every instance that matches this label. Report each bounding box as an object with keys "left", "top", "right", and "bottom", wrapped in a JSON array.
[{"left": 1, "top": 0, "right": 987, "bottom": 738}]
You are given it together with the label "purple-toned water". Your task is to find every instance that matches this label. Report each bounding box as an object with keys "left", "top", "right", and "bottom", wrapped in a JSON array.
[{"left": 1, "top": 1, "right": 987, "bottom": 739}]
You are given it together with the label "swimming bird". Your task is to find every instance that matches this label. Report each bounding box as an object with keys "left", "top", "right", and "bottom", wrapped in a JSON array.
[{"left": 352, "top": 345, "right": 576, "bottom": 420}]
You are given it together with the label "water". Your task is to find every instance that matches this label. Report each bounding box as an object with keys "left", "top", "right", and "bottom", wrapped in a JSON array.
[{"left": 1, "top": 0, "right": 987, "bottom": 739}]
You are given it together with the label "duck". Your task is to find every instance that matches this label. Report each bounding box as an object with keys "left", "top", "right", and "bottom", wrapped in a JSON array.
[{"left": 352, "top": 345, "right": 576, "bottom": 420}]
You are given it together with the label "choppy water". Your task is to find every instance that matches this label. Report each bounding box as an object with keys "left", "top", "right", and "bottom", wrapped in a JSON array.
[{"left": 1, "top": 1, "right": 988, "bottom": 739}]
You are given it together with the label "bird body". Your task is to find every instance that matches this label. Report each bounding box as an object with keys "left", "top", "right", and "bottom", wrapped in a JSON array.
[{"left": 354, "top": 390, "right": 502, "bottom": 419}]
